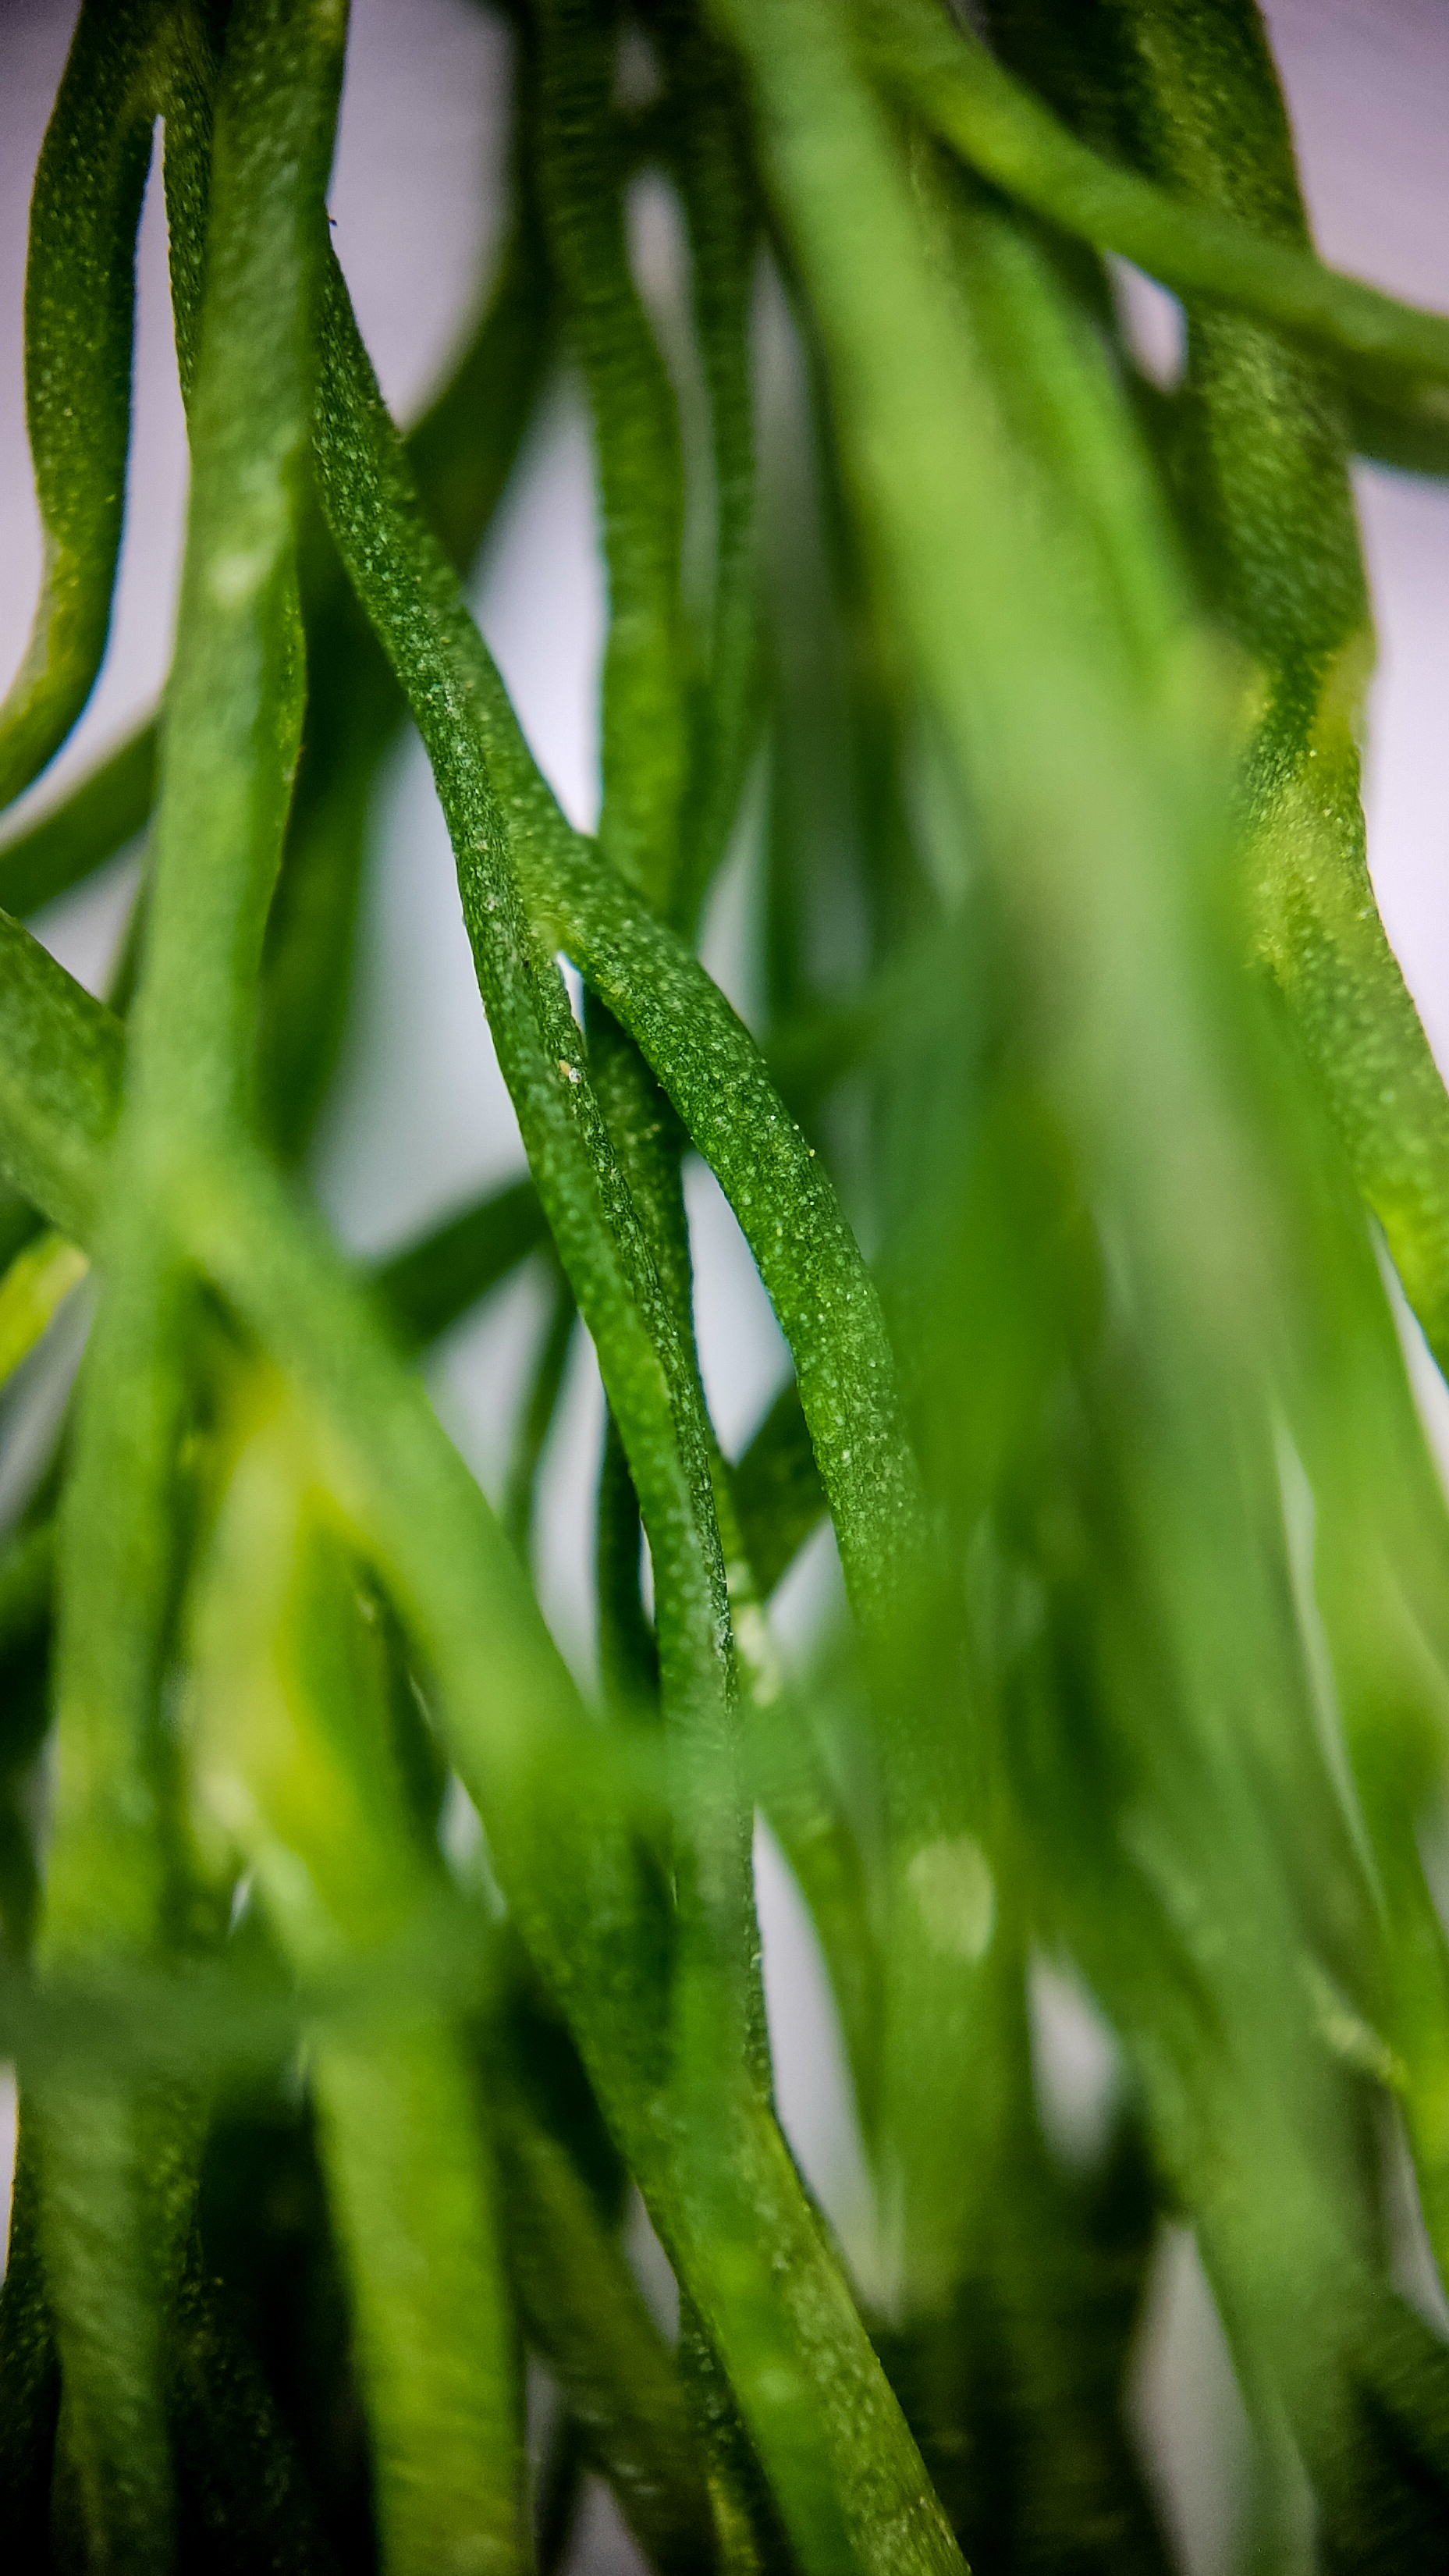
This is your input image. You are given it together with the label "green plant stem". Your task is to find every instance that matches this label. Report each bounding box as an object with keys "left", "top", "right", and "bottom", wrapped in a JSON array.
[
  {"left": 535, "top": 0, "right": 775, "bottom": 2160},
  {"left": 258, "top": 134, "right": 556, "bottom": 1159},
  {"left": 1089, "top": 0, "right": 1449, "bottom": 1384},
  {"left": 31, "top": 3, "right": 346, "bottom": 2563},
  {"left": 9, "top": 1, "right": 1449, "bottom": 2559},
  {"left": 0, "top": 200, "right": 552, "bottom": 936},
  {"left": 530, "top": 6, "right": 765, "bottom": 2077},
  {"left": 531, "top": 20, "right": 779, "bottom": 2280},
  {"left": 0, "top": 867, "right": 891, "bottom": 1585},
  {"left": 0, "top": 2, "right": 158, "bottom": 812},
  {"left": 1085, "top": 0, "right": 1449, "bottom": 2287},
  {"left": 678, "top": 2289, "right": 794, "bottom": 2574},
  {"left": 38, "top": 92, "right": 932, "bottom": 2542},
  {"left": 538, "top": 833, "right": 932, "bottom": 1620},
  {"left": 0, "top": 904, "right": 955, "bottom": 2570},
  {"left": 716, "top": 0, "right": 1413, "bottom": 2457},
  {"left": 0, "top": 937, "right": 872, "bottom": 2138},
  {"left": 311, "top": 222, "right": 929, "bottom": 1647},
  {"left": 311, "top": 255, "right": 760, "bottom": 2068},
  {"left": 0, "top": 1519, "right": 55, "bottom": 1665},
  {"left": 0, "top": 0, "right": 216, "bottom": 824},
  {"left": 172, "top": 1135, "right": 961, "bottom": 2576},
  {"left": 0, "top": 935, "right": 833, "bottom": 1579},
  {"left": 655, "top": 0, "right": 762, "bottom": 932},
  {"left": 1350, "top": 386, "right": 1449, "bottom": 478},
  {"left": 858, "top": 0, "right": 1449, "bottom": 427},
  {"left": 537, "top": 0, "right": 691, "bottom": 911}
]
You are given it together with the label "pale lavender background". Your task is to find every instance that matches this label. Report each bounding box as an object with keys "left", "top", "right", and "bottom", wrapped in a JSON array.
[{"left": 2, "top": 4, "right": 1449, "bottom": 2568}]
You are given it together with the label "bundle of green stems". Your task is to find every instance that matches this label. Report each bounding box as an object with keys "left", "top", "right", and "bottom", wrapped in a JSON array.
[{"left": 6, "top": 1, "right": 1449, "bottom": 2567}]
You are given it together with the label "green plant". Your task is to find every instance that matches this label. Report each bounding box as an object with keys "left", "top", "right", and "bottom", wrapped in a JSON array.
[{"left": 5, "top": 0, "right": 1449, "bottom": 2567}]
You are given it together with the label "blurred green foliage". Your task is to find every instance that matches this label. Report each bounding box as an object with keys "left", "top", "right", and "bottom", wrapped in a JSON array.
[{"left": 5, "top": 0, "right": 1449, "bottom": 2568}]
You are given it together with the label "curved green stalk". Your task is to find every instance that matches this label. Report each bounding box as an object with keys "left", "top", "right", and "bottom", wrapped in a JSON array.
[
  {"left": 596, "top": 999, "right": 881, "bottom": 2134},
  {"left": 858, "top": 0, "right": 1449, "bottom": 428},
  {"left": 0, "top": 1519, "right": 55, "bottom": 1668},
  {"left": 154, "top": 0, "right": 219, "bottom": 405},
  {"left": 0, "top": 0, "right": 215, "bottom": 816},
  {"left": 723, "top": 1473, "right": 883, "bottom": 2137},
  {"left": 1081, "top": 0, "right": 1449, "bottom": 2290},
  {"left": 539, "top": 830, "right": 954, "bottom": 2299},
  {"left": 655, "top": 2, "right": 763, "bottom": 930},
  {"left": 578, "top": 1016, "right": 851, "bottom": 2237},
  {"left": 265, "top": 208, "right": 955, "bottom": 2576},
  {"left": 0, "top": 776, "right": 960, "bottom": 2576},
  {"left": 0, "top": 929, "right": 836, "bottom": 1583},
  {"left": 716, "top": 0, "right": 1433, "bottom": 2478},
  {"left": 0, "top": 2, "right": 158, "bottom": 812},
  {"left": 1057, "top": 0, "right": 1449, "bottom": 1384},
  {"left": 0, "top": 744, "right": 917, "bottom": 1640},
  {"left": 542, "top": 747, "right": 959, "bottom": 1624},
  {"left": 564, "top": 782, "right": 932, "bottom": 1636},
  {"left": 31, "top": 3, "right": 346, "bottom": 2562},
  {"left": 535, "top": 2411, "right": 586, "bottom": 2575},
  {"left": 17, "top": 2, "right": 1449, "bottom": 2556},
  {"left": 0, "top": 203, "right": 552, "bottom": 940},
  {"left": 537, "top": 0, "right": 691, "bottom": 911},
  {"left": 312, "top": 258, "right": 757, "bottom": 2053},
  {"left": 536, "top": 68, "right": 764, "bottom": 2042},
  {"left": 677, "top": 2288, "right": 795, "bottom": 2574},
  {"left": 1350, "top": 385, "right": 1449, "bottom": 479},
  {"left": 529, "top": 0, "right": 761, "bottom": 2067},
  {"left": 0, "top": 935, "right": 875, "bottom": 2144},
  {"left": 258, "top": 108, "right": 557, "bottom": 1160},
  {"left": 310, "top": 262, "right": 926, "bottom": 1630},
  {"left": 524, "top": 23, "right": 758, "bottom": 2111},
  {"left": 169, "top": 1138, "right": 962, "bottom": 2576}
]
